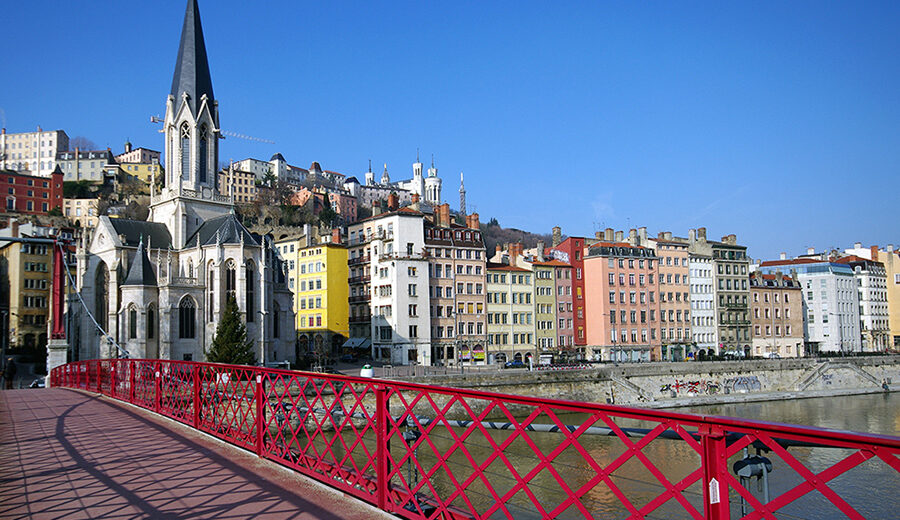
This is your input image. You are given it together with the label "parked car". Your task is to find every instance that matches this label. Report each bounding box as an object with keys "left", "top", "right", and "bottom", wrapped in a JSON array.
[
  {"left": 340, "top": 354, "right": 357, "bottom": 363},
  {"left": 30, "top": 377, "right": 46, "bottom": 388},
  {"left": 504, "top": 360, "right": 526, "bottom": 369}
]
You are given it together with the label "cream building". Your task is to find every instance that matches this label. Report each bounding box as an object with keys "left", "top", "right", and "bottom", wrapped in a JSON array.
[
  {"left": 63, "top": 198, "right": 100, "bottom": 228},
  {"left": 0, "top": 127, "right": 69, "bottom": 176}
]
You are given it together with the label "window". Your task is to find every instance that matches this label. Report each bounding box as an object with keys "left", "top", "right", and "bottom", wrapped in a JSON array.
[
  {"left": 180, "top": 123, "right": 191, "bottom": 179},
  {"left": 129, "top": 306, "right": 137, "bottom": 339},
  {"left": 147, "top": 307, "right": 156, "bottom": 339},
  {"left": 179, "top": 297, "right": 196, "bottom": 338},
  {"left": 198, "top": 125, "right": 208, "bottom": 183},
  {"left": 246, "top": 264, "right": 255, "bottom": 322},
  {"left": 409, "top": 325, "right": 418, "bottom": 338},
  {"left": 273, "top": 304, "right": 281, "bottom": 338}
]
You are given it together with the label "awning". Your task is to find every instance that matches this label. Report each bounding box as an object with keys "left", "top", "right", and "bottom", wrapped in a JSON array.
[{"left": 342, "top": 338, "right": 371, "bottom": 350}]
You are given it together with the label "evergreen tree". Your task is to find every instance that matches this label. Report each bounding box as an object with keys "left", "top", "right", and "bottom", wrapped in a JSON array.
[{"left": 207, "top": 296, "right": 257, "bottom": 366}]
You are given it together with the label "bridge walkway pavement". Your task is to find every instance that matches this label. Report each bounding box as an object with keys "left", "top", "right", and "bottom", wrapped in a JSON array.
[{"left": 0, "top": 388, "right": 393, "bottom": 520}]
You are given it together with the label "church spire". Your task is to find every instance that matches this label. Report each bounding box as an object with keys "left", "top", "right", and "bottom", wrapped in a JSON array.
[
  {"left": 170, "top": 0, "right": 214, "bottom": 116},
  {"left": 459, "top": 171, "right": 466, "bottom": 215}
]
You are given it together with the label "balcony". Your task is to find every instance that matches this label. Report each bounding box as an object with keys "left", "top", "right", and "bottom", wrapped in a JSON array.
[
  {"left": 348, "top": 255, "right": 371, "bottom": 266},
  {"left": 349, "top": 314, "right": 371, "bottom": 323},
  {"left": 348, "top": 275, "right": 371, "bottom": 285},
  {"left": 722, "top": 302, "right": 747, "bottom": 309},
  {"left": 721, "top": 319, "right": 751, "bottom": 325},
  {"left": 349, "top": 294, "right": 371, "bottom": 304}
]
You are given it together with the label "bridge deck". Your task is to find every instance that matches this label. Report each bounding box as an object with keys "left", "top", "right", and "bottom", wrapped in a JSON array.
[{"left": 0, "top": 389, "right": 391, "bottom": 520}]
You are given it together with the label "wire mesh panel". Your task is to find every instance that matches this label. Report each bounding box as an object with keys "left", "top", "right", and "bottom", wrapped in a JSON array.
[
  {"left": 196, "top": 363, "right": 259, "bottom": 451},
  {"left": 259, "top": 370, "right": 382, "bottom": 504}
]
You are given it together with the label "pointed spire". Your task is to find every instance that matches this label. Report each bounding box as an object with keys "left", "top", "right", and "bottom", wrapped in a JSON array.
[
  {"left": 368, "top": 159, "right": 372, "bottom": 172},
  {"left": 459, "top": 171, "right": 466, "bottom": 215},
  {"left": 123, "top": 238, "right": 157, "bottom": 286},
  {"left": 416, "top": 147, "right": 420, "bottom": 163},
  {"left": 170, "top": 0, "right": 214, "bottom": 116}
]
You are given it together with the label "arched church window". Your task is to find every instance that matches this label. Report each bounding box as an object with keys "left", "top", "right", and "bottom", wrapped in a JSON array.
[
  {"left": 198, "top": 124, "right": 208, "bottom": 184},
  {"left": 246, "top": 262, "right": 255, "bottom": 322},
  {"left": 187, "top": 259, "right": 194, "bottom": 279},
  {"left": 273, "top": 302, "right": 280, "bottom": 338},
  {"left": 128, "top": 305, "right": 137, "bottom": 339},
  {"left": 147, "top": 306, "right": 156, "bottom": 339},
  {"left": 179, "top": 297, "right": 196, "bottom": 338},
  {"left": 225, "top": 260, "right": 236, "bottom": 301},
  {"left": 95, "top": 263, "right": 109, "bottom": 332},
  {"left": 208, "top": 267, "right": 215, "bottom": 321},
  {"left": 180, "top": 123, "right": 191, "bottom": 180}
]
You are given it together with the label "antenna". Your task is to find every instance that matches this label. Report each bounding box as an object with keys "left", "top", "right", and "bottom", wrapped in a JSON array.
[{"left": 149, "top": 115, "right": 274, "bottom": 144}]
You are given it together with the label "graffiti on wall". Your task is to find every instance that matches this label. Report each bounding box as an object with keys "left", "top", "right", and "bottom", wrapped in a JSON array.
[
  {"left": 659, "top": 376, "right": 762, "bottom": 397},
  {"left": 723, "top": 376, "right": 762, "bottom": 394}
]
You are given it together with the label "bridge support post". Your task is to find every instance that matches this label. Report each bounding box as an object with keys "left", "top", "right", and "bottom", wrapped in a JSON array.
[
  {"left": 193, "top": 364, "right": 200, "bottom": 429},
  {"left": 96, "top": 360, "right": 101, "bottom": 394},
  {"left": 375, "top": 385, "right": 389, "bottom": 511},
  {"left": 700, "top": 424, "right": 730, "bottom": 520},
  {"left": 155, "top": 362, "right": 161, "bottom": 414},
  {"left": 255, "top": 372, "right": 265, "bottom": 458},
  {"left": 130, "top": 362, "right": 135, "bottom": 403}
]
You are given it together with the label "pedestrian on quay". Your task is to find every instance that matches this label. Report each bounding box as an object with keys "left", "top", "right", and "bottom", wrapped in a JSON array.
[{"left": 3, "top": 358, "right": 17, "bottom": 390}]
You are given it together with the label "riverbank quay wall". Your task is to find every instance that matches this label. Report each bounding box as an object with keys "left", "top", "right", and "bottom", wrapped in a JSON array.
[{"left": 400, "top": 356, "right": 900, "bottom": 407}]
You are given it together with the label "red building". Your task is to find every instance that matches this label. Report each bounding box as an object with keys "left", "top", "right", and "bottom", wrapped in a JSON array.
[
  {"left": 1, "top": 166, "right": 64, "bottom": 215},
  {"left": 546, "top": 237, "right": 591, "bottom": 346}
]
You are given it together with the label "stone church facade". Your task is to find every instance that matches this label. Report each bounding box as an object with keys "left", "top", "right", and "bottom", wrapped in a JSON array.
[{"left": 69, "top": 0, "right": 295, "bottom": 364}]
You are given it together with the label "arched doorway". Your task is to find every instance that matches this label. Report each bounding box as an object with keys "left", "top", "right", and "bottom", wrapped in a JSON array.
[{"left": 513, "top": 352, "right": 523, "bottom": 363}]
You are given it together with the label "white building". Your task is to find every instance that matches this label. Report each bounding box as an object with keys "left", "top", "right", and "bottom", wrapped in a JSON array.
[
  {"left": 689, "top": 253, "right": 716, "bottom": 351},
  {"left": 836, "top": 255, "right": 890, "bottom": 352},
  {"left": 0, "top": 128, "right": 69, "bottom": 176},
  {"left": 61, "top": 0, "right": 294, "bottom": 369},
  {"left": 56, "top": 149, "right": 116, "bottom": 183},
  {"left": 347, "top": 205, "right": 431, "bottom": 365},
  {"left": 346, "top": 156, "right": 443, "bottom": 211},
  {"left": 759, "top": 259, "right": 861, "bottom": 354}
]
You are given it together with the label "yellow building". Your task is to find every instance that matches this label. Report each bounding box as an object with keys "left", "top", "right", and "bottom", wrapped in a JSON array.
[
  {"left": 276, "top": 233, "right": 348, "bottom": 360},
  {"left": 872, "top": 247, "right": 900, "bottom": 349},
  {"left": 0, "top": 241, "right": 52, "bottom": 352},
  {"left": 63, "top": 198, "right": 100, "bottom": 228},
  {"left": 118, "top": 162, "right": 161, "bottom": 185}
]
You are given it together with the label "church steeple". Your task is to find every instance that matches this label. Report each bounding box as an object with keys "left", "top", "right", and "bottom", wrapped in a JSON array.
[{"left": 170, "top": 0, "right": 214, "bottom": 117}]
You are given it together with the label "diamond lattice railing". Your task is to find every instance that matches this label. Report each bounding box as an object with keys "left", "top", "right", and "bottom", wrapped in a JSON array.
[{"left": 49, "top": 360, "right": 900, "bottom": 520}]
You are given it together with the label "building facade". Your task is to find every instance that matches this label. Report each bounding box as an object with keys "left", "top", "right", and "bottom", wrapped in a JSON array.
[
  {"left": 545, "top": 236, "right": 591, "bottom": 347},
  {"left": 56, "top": 149, "right": 116, "bottom": 183},
  {"left": 0, "top": 240, "right": 51, "bottom": 352},
  {"left": 835, "top": 255, "right": 890, "bottom": 352},
  {"left": 63, "top": 198, "right": 100, "bottom": 228},
  {"left": 115, "top": 144, "right": 161, "bottom": 165},
  {"left": 749, "top": 272, "right": 804, "bottom": 357},
  {"left": 583, "top": 241, "right": 660, "bottom": 362},
  {"left": 0, "top": 127, "right": 69, "bottom": 176},
  {"left": 759, "top": 259, "right": 861, "bottom": 354},
  {"left": 486, "top": 262, "right": 535, "bottom": 364},
  {"left": 652, "top": 236, "right": 691, "bottom": 360},
  {"left": 711, "top": 234, "right": 751, "bottom": 355},
  {"left": 425, "top": 207, "right": 487, "bottom": 366},
  {"left": 2, "top": 168, "right": 64, "bottom": 215},
  {"left": 218, "top": 167, "right": 258, "bottom": 204}
]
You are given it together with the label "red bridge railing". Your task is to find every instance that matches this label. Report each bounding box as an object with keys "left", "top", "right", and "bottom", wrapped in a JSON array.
[{"left": 51, "top": 360, "right": 900, "bottom": 519}]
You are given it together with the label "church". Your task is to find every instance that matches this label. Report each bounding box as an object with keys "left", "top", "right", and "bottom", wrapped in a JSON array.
[{"left": 68, "top": 0, "right": 295, "bottom": 363}]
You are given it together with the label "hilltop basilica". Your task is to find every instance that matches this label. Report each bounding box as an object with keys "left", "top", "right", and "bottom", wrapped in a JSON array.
[{"left": 67, "top": 0, "right": 295, "bottom": 363}]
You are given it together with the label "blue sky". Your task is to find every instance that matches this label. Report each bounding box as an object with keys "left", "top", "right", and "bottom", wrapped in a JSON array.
[{"left": 3, "top": 1, "right": 898, "bottom": 260}]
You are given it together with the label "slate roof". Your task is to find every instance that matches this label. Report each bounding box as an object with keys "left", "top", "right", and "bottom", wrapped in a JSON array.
[
  {"left": 108, "top": 218, "right": 173, "bottom": 249},
  {"left": 187, "top": 213, "right": 259, "bottom": 246},
  {"left": 170, "top": 0, "right": 214, "bottom": 116},
  {"left": 123, "top": 241, "right": 157, "bottom": 286}
]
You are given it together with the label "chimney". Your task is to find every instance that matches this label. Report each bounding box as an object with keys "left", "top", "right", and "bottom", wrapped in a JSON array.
[
  {"left": 10, "top": 219, "right": 18, "bottom": 238},
  {"left": 697, "top": 227, "right": 707, "bottom": 241},
  {"left": 807, "top": 247, "right": 815, "bottom": 255},
  {"left": 615, "top": 230, "right": 624, "bottom": 242},
  {"left": 536, "top": 241, "right": 545, "bottom": 262},
  {"left": 466, "top": 212, "right": 480, "bottom": 230},
  {"left": 605, "top": 227, "right": 614, "bottom": 241},
  {"left": 854, "top": 242, "right": 862, "bottom": 249},
  {"left": 332, "top": 228, "right": 341, "bottom": 244},
  {"left": 438, "top": 203, "right": 450, "bottom": 227},
  {"left": 638, "top": 226, "right": 647, "bottom": 244},
  {"left": 495, "top": 244, "right": 502, "bottom": 259},
  {"left": 888, "top": 244, "right": 894, "bottom": 253},
  {"left": 510, "top": 242, "right": 523, "bottom": 267},
  {"left": 628, "top": 229, "right": 637, "bottom": 245},
  {"left": 372, "top": 202, "right": 382, "bottom": 216},
  {"left": 780, "top": 252, "right": 786, "bottom": 260},
  {"left": 552, "top": 226, "right": 561, "bottom": 247},
  {"left": 689, "top": 229, "right": 696, "bottom": 242},
  {"left": 387, "top": 192, "right": 399, "bottom": 211},
  {"left": 595, "top": 231, "right": 603, "bottom": 239},
  {"left": 871, "top": 245, "right": 879, "bottom": 260}
]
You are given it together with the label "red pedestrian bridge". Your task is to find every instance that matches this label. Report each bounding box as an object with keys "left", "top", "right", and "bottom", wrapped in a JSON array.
[{"left": 22, "top": 360, "right": 900, "bottom": 519}]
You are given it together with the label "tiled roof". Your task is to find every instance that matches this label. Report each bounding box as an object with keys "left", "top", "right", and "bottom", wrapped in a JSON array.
[
  {"left": 759, "top": 258, "right": 820, "bottom": 267},
  {"left": 486, "top": 262, "right": 530, "bottom": 272}
]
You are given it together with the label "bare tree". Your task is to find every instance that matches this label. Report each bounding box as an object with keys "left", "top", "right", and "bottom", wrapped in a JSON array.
[{"left": 68, "top": 136, "right": 97, "bottom": 150}]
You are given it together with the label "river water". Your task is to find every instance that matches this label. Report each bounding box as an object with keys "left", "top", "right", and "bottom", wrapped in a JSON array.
[{"left": 384, "top": 392, "right": 899, "bottom": 519}]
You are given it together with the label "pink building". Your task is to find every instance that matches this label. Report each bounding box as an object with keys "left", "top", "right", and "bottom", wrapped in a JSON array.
[{"left": 584, "top": 241, "right": 661, "bottom": 362}]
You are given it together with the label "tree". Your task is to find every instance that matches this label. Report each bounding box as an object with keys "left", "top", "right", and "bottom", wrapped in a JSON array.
[
  {"left": 69, "top": 136, "right": 97, "bottom": 150},
  {"left": 206, "top": 296, "right": 257, "bottom": 366}
]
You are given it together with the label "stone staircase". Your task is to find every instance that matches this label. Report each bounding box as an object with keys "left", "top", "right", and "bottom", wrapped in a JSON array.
[
  {"left": 795, "top": 361, "right": 832, "bottom": 391},
  {"left": 610, "top": 375, "right": 655, "bottom": 402}
]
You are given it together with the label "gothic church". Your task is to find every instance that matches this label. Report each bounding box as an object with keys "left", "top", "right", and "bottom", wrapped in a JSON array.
[{"left": 70, "top": 0, "right": 295, "bottom": 363}]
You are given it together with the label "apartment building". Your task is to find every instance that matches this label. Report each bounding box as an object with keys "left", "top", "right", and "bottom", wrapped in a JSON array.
[
  {"left": 759, "top": 258, "right": 861, "bottom": 354},
  {"left": 115, "top": 143, "right": 160, "bottom": 165},
  {"left": 711, "top": 234, "right": 751, "bottom": 355},
  {"left": 425, "top": 206, "right": 487, "bottom": 366},
  {"left": 0, "top": 127, "right": 69, "bottom": 176},
  {"left": 2, "top": 167, "right": 64, "bottom": 215},
  {"left": 56, "top": 149, "right": 116, "bottom": 183},
  {"left": 63, "top": 198, "right": 100, "bottom": 228},
  {"left": 583, "top": 240, "right": 660, "bottom": 362},
  {"left": 0, "top": 240, "right": 52, "bottom": 351},
  {"left": 544, "top": 235, "right": 592, "bottom": 346},
  {"left": 532, "top": 259, "right": 575, "bottom": 359},
  {"left": 843, "top": 244, "right": 900, "bottom": 349},
  {"left": 486, "top": 262, "right": 535, "bottom": 364},
  {"left": 835, "top": 255, "right": 889, "bottom": 352},
  {"left": 217, "top": 168, "right": 258, "bottom": 204},
  {"left": 651, "top": 235, "right": 692, "bottom": 360},
  {"left": 276, "top": 230, "right": 348, "bottom": 361},
  {"left": 346, "top": 199, "right": 430, "bottom": 365},
  {"left": 749, "top": 272, "right": 804, "bottom": 357}
]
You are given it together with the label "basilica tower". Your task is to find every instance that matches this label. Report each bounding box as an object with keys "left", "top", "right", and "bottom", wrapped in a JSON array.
[{"left": 149, "top": 0, "right": 231, "bottom": 248}]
